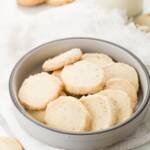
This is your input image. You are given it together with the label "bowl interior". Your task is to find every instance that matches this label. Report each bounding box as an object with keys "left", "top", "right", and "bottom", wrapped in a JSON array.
[{"left": 10, "top": 38, "right": 149, "bottom": 133}]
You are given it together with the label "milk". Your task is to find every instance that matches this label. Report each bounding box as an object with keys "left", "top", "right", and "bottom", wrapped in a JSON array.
[{"left": 93, "top": 0, "right": 143, "bottom": 17}]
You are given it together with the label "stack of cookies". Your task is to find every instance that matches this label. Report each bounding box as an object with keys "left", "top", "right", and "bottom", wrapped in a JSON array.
[{"left": 18, "top": 48, "right": 139, "bottom": 133}]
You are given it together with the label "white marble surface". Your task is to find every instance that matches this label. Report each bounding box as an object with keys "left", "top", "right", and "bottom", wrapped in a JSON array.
[{"left": 0, "top": 0, "right": 150, "bottom": 149}]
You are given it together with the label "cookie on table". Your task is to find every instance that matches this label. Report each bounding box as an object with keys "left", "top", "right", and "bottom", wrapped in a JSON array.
[
  {"left": 18, "top": 72, "right": 63, "bottom": 110},
  {"left": 134, "top": 13, "right": 150, "bottom": 32},
  {"left": 42, "top": 48, "right": 82, "bottom": 72},
  {"left": 99, "top": 89, "right": 133, "bottom": 123},
  {"left": 104, "top": 63, "right": 139, "bottom": 91},
  {"left": 105, "top": 78, "right": 137, "bottom": 109},
  {"left": 80, "top": 95, "right": 118, "bottom": 131},
  {"left": 17, "top": 0, "right": 45, "bottom": 6},
  {"left": 46, "top": 0, "right": 74, "bottom": 6},
  {"left": 61, "top": 60, "right": 105, "bottom": 95},
  {"left": 28, "top": 110, "right": 45, "bottom": 123},
  {"left": 45, "top": 96, "right": 91, "bottom": 132},
  {"left": 0, "top": 137, "right": 23, "bottom": 150},
  {"left": 82, "top": 53, "right": 114, "bottom": 68}
]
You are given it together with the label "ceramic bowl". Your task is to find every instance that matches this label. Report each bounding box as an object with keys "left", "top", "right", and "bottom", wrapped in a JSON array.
[{"left": 9, "top": 38, "right": 150, "bottom": 150}]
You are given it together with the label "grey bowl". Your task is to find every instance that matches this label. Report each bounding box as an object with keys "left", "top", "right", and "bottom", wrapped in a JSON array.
[{"left": 9, "top": 38, "right": 150, "bottom": 150}]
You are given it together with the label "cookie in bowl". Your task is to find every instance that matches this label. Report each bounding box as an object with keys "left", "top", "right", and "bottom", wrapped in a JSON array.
[
  {"left": 18, "top": 72, "right": 63, "bottom": 110},
  {"left": 17, "top": 48, "right": 140, "bottom": 131},
  {"left": 45, "top": 96, "right": 91, "bottom": 132},
  {"left": 10, "top": 38, "right": 149, "bottom": 150},
  {"left": 61, "top": 60, "right": 105, "bottom": 95}
]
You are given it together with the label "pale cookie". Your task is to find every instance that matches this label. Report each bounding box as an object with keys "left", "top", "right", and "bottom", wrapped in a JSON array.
[
  {"left": 61, "top": 60, "right": 105, "bottom": 95},
  {"left": 80, "top": 95, "right": 117, "bottom": 131},
  {"left": 99, "top": 89, "right": 133, "bottom": 123},
  {"left": 0, "top": 137, "right": 23, "bottom": 150},
  {"left": 42, "top": 48, "right": 82, "bottom": 72},
  {"left": 17, "top": 0, "right": 45, "bottom": 6},
  {"left": 28, "top": 110, "right": 45, "bottom": 123},
  {"left": 46, "top": 0, "right": 74, "bottom": 6},
  {"left": 105, "top": 78, "right": 137, "bottom": 109},
  {"left": 45, "top": 96, "right": 91, "bottom": 132},
  {"left": 82, "top": 53, "right": 114, "bottom": 68},
  {"left": 104, "top": 63, "right": 139, "bottom": 91},
  {"left": 18, "top": 72, "right": 63, "bottom": 110}
]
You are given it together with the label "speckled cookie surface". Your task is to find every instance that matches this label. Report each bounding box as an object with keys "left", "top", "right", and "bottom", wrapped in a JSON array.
[
  {"left": 81, "top": 95, "right": 118, "bottom": 131},
  {"left": 18, "top": 72, "right": 63, "bottom": 110},
  {"left": 61, "top": 60, "right": 105, "bottom": 95},
  {"left": 104, "top": 63, "right": 139, "bottom": 91},
  {"left": 105, "top": 78, "right": 137, "bottom": 109},
  {"left": 99, "top": 89, "right": 133, "bottom": 123},
  {"left": 43, "top": 48, "right": 82, "bottom": 71},
  {"left": 82, "top": 53, "right": 114, "bottom": 68},
  {"left": 45, "top": 96, "right": 91, "bottom": 132}
]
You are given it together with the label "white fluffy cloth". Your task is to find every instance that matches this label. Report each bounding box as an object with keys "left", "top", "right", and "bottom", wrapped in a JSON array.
[
  {"left": 15, "top": 1, "right": 150, "bottom": 65},
  {"left": 1, "top": 1, "right": 150, "bottom": 150}
]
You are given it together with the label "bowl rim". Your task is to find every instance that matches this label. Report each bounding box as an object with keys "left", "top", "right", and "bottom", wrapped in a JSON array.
[{"left": 9, "top": 37, "right": 150, "bottom": 136}]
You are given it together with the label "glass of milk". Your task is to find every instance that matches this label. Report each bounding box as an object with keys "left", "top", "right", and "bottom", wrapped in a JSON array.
[{"left": 98, "top": 0, "right": 143, "bottom": 17}]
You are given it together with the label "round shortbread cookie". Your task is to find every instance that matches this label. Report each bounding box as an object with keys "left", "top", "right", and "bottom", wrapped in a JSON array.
[
  {"left": 82, "top": 53, "right": 114, "bottom": 68},
  {"left": 61, "top": 60, "right": 105, "bottom": 95},
  {"left": 104, "top": 63, "right": 139, "bottom": 91},
  {"left": 0, "top": 137, "right": 23, "bottom": 150},
  {"left": 105, "top": 78, "right": 137, "bottom": 109},
  {"left": 42, "top": 48, "right": 82, "bottom": 72},
  {"left": 46, "top": 0, "right": 74, "bottom": 6},
  {"left": 80, "top": 95, "right": 118, "bottom": 131},
  {"left": 18, "top": 72, "right": 63, "bottom": 110},
  {"left": 99, "top": 89, "right": 133, "bottom": 123},
  {"left": 17, "top": 0, "right": 45, "bottom": 6},
  {"left": 28, "top": 110, "right": 45, "bottom": 123},
  {"left": 45, "top": 96, "right": 91, "bottom": 132},
  {"left": 134, "top": 13, "right": 150, "bottom": 32}
]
